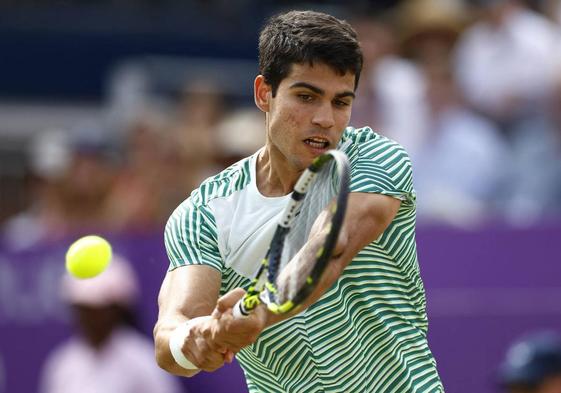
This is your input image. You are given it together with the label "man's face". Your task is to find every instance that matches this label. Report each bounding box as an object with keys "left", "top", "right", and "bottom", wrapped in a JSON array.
[{"left": 262, "top": 62, "right": 355, "bottom": 171}]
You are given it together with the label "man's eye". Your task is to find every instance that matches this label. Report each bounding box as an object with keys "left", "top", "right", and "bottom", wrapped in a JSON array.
[
  {"left": 298, "top": 94, "right": 313, "bottom": 102},
  {"left": 334, "top": 99, "right": 350, "bottom": 107}
]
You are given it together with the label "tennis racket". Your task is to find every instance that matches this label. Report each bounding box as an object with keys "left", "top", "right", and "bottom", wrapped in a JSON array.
[{"left": 233, "top": 149, "right": 350, "bottom": 318}]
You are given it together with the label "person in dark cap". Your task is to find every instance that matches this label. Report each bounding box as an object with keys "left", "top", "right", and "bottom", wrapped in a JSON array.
[{"left": 498, "top": 331, "right": 561, "bottom": 393}]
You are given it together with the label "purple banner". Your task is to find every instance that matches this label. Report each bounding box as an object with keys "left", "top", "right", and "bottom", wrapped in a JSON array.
[
  {"left": 0, "top": 232, "right": 247, "bottom": 393},
  {"left": 1, "top": 224, "right": 560, "bottom": 393},
  {"left": 419, "top": 224, "right": 561, "bottom": 393}
]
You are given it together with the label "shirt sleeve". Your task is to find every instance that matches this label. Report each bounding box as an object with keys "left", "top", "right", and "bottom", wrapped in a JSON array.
[
  {"left": 345, "top": 129, "right": 416, "bottom": 206},
  {"left": 164, "top": 198, "right": 223, "bottom": 272}
]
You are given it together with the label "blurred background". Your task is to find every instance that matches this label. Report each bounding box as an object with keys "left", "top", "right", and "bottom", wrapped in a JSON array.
[{"left": 0, "top": 0, "right": 560, "bottom": 392}]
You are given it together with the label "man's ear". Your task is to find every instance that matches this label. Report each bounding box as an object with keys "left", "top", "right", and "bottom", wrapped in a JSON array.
[{"left": 254, "top": 75, "right": 272, "bottom": 112}]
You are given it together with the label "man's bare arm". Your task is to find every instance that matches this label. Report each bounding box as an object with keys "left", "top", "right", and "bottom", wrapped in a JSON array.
[
  {"left": 211, "top": 192, "right": 402, "bottom": 349},
  {"left": 303, "top": 191, "right": 401, "bottom": 308},
  {"left": 153, "top": 265, "right": 227, "bottom": 376}
]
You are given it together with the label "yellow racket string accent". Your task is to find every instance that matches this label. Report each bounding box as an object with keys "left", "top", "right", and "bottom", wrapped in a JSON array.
[
  {"left": 245, "top": 258, "right": 269, "bottom": 297},
  {"left": 242, "top": 294, "right": 262, "bottom": 311},
  {"left": 267, "top": 300, "right": 295, "bottom": 314},
  {"left": 306, "top": 277, "right": 313, "bottom": 285}
]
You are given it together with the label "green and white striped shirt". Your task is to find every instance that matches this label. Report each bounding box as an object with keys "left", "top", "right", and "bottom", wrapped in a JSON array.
[{"left": 165, "top": 127, "right": 443, "bottom": 392}]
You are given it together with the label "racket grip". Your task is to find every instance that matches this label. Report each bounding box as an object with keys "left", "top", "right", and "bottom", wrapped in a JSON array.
[{"left": 233, "top": 298, "right": 249, "bottom": 319}]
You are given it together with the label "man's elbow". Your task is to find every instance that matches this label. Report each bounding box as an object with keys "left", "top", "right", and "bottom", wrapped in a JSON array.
[{"left": 153, "top": 334, "right": 175, "bottom": 373}]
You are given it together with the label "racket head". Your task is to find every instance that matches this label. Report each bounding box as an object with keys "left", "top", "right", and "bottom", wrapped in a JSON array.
[{"left": 263, "top": 149, "right": 350, "bottom": 314}]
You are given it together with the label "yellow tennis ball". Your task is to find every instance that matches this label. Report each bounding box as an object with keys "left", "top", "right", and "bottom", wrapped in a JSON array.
[{"left": 65, "top": 235, "right": 112, "bottom": 279}]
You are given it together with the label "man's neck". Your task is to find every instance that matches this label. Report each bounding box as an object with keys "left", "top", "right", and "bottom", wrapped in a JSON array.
[{"left": 255, "top": 147, "right": 302, "bottom": 197}]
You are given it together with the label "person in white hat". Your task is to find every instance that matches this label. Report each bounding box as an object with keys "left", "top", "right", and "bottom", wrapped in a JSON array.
[{"left": 39, "top": 256, "right": 182, "bottom": 393}]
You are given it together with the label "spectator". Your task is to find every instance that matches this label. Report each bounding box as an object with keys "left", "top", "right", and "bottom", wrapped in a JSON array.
[
  {"left": 498, "top": 331, "right": 561, "bottom": 393},
  {"left": 542, "top": 0, "right": 561, "bottom": 25},
  {"left": 104, "top": 112, "right": 172, "bottom": 231},
  {"left": 503, "top": 72, "right": 561, "bottom": 224},
  {"left": 398, "top": 0, "right": 467, "bottom": 71},
  {"left": 161, "top": 81, "right": 226, "bottom": 208},
  {"left": 454, "top": 0, "right": 561, "bottom": 131},
  {"left": 2, "top": 122, "right": 117, "bottom": 249},
  {"left": 389, "top": 0, "right": 510, "bottom": 225},
  {"left": 1, "top": 128, "right": 72, "bottom": 250},
  {"left": 413, "top": 60, "right": 510, "bottom": 226},
  {"left": 174, "top": 81, "right": 224, "bottom": 164},
  {"left": 39, "top": 256, "right": 182, "bottom": 393},
  {"left": 350, "top": 14, "right": 430, "bottom": 159},
  {"left": 214, "top": 107, "right": 265, "bottom": 167},
  {"left": 55, "top": 121, "right": 119, "bottom": 231}
]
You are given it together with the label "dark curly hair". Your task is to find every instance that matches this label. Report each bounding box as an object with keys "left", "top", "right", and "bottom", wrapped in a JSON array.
[{"left": 258, "top": 10, "right": 363, "bottom": 97}]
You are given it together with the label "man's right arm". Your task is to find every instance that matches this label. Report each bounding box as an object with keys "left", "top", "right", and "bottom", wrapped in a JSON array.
[{"left": 153, "top": 264, "right": 230, "bottom": 376}]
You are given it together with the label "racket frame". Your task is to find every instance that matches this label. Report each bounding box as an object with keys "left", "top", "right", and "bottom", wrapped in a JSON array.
[{"left": 234, "top": 149, "right": 350, "bottom": 317}]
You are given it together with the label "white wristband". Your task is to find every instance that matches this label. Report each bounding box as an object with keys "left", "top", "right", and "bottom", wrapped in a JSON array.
[{"left": 169, "top": 319, "right": 199, "bottom": 370}]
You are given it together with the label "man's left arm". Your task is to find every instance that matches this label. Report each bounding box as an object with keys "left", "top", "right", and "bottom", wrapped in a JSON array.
[
  {"left": 307, "top": 191, "right": 401, "bottom": 301},
  {"left": 209, "top": 191, "right": 401, "bottom": 352}
]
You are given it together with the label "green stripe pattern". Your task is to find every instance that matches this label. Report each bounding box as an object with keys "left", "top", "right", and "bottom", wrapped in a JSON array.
[{"left": 165, "top": 127, "right": 443, "bottom": 392}]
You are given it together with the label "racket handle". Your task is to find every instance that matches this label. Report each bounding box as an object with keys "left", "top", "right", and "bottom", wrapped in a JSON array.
[{"left": 233, "top": 298, "right": 250, "bottom": 319}]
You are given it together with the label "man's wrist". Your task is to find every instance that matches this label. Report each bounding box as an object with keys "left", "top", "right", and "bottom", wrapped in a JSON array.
[{"left": 169, "top": 319, "right": 199, "bottom": 370}]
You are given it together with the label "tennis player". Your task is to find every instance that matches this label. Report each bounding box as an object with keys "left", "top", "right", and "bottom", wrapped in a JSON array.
[{"left": 154, "top": 10, "right": 443, "bottom": 392}]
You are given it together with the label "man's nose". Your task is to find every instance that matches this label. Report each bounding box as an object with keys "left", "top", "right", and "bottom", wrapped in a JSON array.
[{"left": 311, "top": 102, "right": 335, "bottom": 129}]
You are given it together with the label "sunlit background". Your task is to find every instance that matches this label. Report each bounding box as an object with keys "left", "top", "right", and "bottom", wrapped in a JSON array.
[{"left": 1, "top": 1, "right": 560, "bottom": 392}]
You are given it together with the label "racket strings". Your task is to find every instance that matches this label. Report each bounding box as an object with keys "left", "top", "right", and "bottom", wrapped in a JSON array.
[{"left": 276, "top": 160, "right": 339, "bottom": 303}]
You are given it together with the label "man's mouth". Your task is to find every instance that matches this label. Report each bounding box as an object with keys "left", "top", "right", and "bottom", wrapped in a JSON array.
[{"left": 304, "top": 137, "right": 330, "bottom": 149}]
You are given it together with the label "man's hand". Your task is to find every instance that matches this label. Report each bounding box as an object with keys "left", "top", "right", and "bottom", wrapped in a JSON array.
[
  {"left": 177, "top": 315, "right": 235, "bottom": 372},
  {"left": 209, "top": 288, "right": 270, "bottom": 353}
]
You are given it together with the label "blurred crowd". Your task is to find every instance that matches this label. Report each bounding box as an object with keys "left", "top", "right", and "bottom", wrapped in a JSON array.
[
  {"left": 351, "top": 0, "right": 561, "bottom": 226},
  {"left": 2, "top": 0, "right": 561, "bottom": 251},
  {"left": 1, "top": 83, "right": 265, "bottom": 250}
]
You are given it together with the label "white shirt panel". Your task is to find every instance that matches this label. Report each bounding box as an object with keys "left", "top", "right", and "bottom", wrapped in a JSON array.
[{"left": 209, "top": 152, "right": 290, "bottom": 278}]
